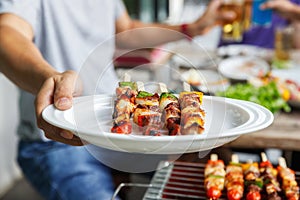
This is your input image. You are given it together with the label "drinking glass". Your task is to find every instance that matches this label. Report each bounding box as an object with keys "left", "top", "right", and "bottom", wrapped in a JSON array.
[
  {"left": 221, "top": 0, "right": 245, "bottom": 42},
  {"left": 244, "top": 0, "right": 253, "bottom": 30},
  {"left": 275, "top": 26, "right": 293, "bottom": 59}
]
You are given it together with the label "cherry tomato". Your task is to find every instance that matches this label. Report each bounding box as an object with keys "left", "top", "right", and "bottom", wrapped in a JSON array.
[
  {"left": 207, "top": 187, "right": 222, "bottom": 199},
  {"left": 259, "top": 161, "right": 272, "bottom": 168},
  {"left": 288, "top": 197, "right": 298, "bottom": 200},
  {"left": 111, "top": 123, "right": 132, "bottom": 134},
  {"left": 227, "top": 189, "right": 242, "bottom": 200},
  {"left": 246, "top": 191, "right": 261, "bottom": 200}
]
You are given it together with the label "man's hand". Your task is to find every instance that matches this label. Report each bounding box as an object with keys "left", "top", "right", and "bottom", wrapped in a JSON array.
[
  {"left": 261, "top": 0, "right": 300, "bottom": 22},
  {"left": 35, "top": 70, "right": 84, "bottom": 146},
  {"left": 189, "top": 0, "right": 236, "bottom": 35}
]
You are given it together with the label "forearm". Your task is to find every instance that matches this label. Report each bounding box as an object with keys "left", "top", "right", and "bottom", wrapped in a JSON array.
[
  {"left": 115, "top": 21, "right": 191, "bottom": 49},
  {"left": 290, "top": 5, "right": 300, "bottom": 21},
  {"left": 292, "top": 22, "right": 300, "bottom": 49},
  {"left": 262, "top": 0, "right": 300, "bottom": 22},
  {"left": 115, "top": 0, "right": 226, "bottom": 49},
  {"left": 0, "top": 25, "right": 58, "bottom": 94}
]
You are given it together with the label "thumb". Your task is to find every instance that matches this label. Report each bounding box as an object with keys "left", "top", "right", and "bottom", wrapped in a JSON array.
[
  {"left": 53, "top": 71, "right": 77, "bottom": 110},
  {"left": 55, "top": 97, "right": 72, "bottom": 110}
]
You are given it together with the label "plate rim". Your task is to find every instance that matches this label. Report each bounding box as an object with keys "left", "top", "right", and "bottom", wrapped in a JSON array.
[
  {"left": 42, "top": 95, "right": 273, "bottom": 140},
  {"left": 218, "top": 55, "right": 270, "bottom": 81},
  {"left": 42, "top": 95, "right": 274, "bottom": 154}
]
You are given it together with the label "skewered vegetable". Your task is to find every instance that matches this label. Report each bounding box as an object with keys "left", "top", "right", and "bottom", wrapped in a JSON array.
[
  {"left": 204, "top": 154, "right": 226, "bottom": 200},
  {"left": 259, "top": 152, "right": 282, "bottom": 200},
  {"left": 277, "top": 157, "right": 299, "bottom": 200},
  {"left": 133, "top": 91, "right": 161, "bottom": 127},
  {"left": 111, "top": 81, "right": 137, "bottom": 134},
  {"left": 159, "top": 83, "right": 181, "bottom": 136},
  {"left": 225, "top": 154, "right": 244, "bottom": 200},
  {"left": 242, "top": 160, "right": 263, "bottom": 200},
  {"left": 179, "top": 91, "right": 205, "bottom": 135}
]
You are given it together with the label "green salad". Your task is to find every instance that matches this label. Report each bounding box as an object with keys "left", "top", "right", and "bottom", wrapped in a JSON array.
[{"left": 216, "top": 81, "right": 291, "bottom": 113}]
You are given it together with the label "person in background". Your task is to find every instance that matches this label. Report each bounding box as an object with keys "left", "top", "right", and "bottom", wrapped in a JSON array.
[
  {"left": 218, "top": 0, "right": 300, "bottom": 170},
  {"left": 262, "top": 0, "right": 300, "bottom": 171},
  {"left": 262, "top": 0, "right": 300, "bottom": 48},
  {"left": 261, "top": 0, "right": 300, "bottom": 21},
  {"left": 0, "top": 0, "right": 234, "bottom": 199},
  {"left": 219, "top": 0, "right": 300, "bottom": 48}
]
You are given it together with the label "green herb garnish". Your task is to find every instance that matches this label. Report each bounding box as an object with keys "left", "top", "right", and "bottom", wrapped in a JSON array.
[{"left": 216, "top": 81, "right": 291, "bottom": 113}]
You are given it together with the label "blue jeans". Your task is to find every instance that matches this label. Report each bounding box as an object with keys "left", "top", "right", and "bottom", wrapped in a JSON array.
[{"left": 17, "top": 141, "right": 118, "bottom": 200}]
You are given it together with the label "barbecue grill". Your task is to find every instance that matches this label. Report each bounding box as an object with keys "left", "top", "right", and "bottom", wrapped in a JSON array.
[{"left": 112, "top": 161, "right": 300, "bottom": 200}]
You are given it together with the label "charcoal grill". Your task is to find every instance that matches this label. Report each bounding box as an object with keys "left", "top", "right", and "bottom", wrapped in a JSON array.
[{"left": 112, "top": 161, "right": 300, "bottom": 200}]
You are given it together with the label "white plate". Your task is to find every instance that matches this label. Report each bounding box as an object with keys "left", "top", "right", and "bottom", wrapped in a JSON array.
[
  {"left": 272, "top": 66, "right": 300, "bottom": 107},
  {"left": 272, "top": 67, "right": 300, "bottom": 85},
  {"left": 181, "top": 69, "right": 230, "bottom": 94},
  {"left": 42, "top": 95, "right": 273, "bottom": 154},
  {"left": 171, "top": 49, "right": 219, "bottom": 69},
  {"left": 217, "top": 44, "right": 272, "bottom": 58},
  {"left": 218, "top": 56, "right": 270, "bottom": 81}
]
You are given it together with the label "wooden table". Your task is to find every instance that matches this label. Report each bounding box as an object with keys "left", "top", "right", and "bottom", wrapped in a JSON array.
[{"left": 225, "top": 108, "right": 300, "bottom": 151}]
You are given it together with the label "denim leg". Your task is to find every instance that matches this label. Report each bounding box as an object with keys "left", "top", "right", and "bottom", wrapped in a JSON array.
[{"left": 17, "top": 141, "right": 118, "bottom": 200}]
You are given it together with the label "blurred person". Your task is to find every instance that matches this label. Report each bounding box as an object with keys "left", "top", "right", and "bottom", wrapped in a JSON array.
[
  {"left": 261, "top": 0, "right": 300, "bottom": 21},
  {"left": 0, "top": 0, "right": 234, "bottom": 199},
  {"left": 218, "top": 0, "right": 300, "bottom": 170},
  {"left": 262, "top": 0, "right": 300, "bottom": 172},
  {"left": 262, "top": 0, "right": 300, "bottom": 48},
  {"left": 219, "top": 0, "right": 300, "bottom": 48}
]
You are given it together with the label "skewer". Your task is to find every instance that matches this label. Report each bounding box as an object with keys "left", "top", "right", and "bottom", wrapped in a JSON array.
[
  {"left": 259, "top": 152, "right": 281, "bottom": 200},
  {"left": 242, "top": 159, "right": 262, "bottom": 200},
  {"left": 261, "top": 152, "right": 268, "bottom": 162},
  {"left": 231, "top": 154, "right": 239, "bottom": 163},
  {"left": 179, "top": 82, "right": 205, "bottom": 135},
  {"left": 277, "top": 157, "right": 299, "bottom": 200},
  {"left": 183, "top": 81, "right": 191, "bottom": 92},
  {"left": 204, "top": 154, "right": 225, "bottom": 200},
  {"left": 123, "top": 72, "right": 131, "bottom": 82},
  {"left": 133, "top": 82, "right": 161, "bottom": 135},
  {"left": 158, "top": 82, "right": 181, "bottom": 135},
  {"left": 278, "top": 157, "right": 287, "bottom": 168},
  {"left": 111, "top": 75, "right": 137, "bottom": 134},
  {"left": 225, "top": 154, "right": 244, "bottom": 200},
  {"left": 159, "top": 82, "right": 168, "bottom": 93},
  {"left": 211, "top": 154, "right": 218, "bottom": 161},
  {"left": 136, "top": 81, "right": 145, "bottom": 91},
  {"left": 247, "top": 159, "right": 253, "bottom": 164}
]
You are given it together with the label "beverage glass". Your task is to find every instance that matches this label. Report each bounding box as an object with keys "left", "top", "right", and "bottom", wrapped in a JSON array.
[
  {"left": 220, "top": 0, "right": 245, "bottom": 42},
  {"left": 274, "top": 26, "right": 294, "bottom": 62},
  {"left": 243, "top": 0, "right": 253, "bottom": 30},
  {"left": 252, "top": 0, "right": 272, "bottom": 26}
]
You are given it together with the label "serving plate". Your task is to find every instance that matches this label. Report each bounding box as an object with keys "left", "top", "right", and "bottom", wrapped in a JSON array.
[
  {"left": 171, "top": 49, "right": 219, "bottom": 69},
  {"left": 42, "top": 95, "right": 273, "bottom": 154},
  {"left": 217, "top": 44, "right": 272, "bottom": 58},
  {"left": 272, "top": 66, "right": 300, "bottom": 108},
  {"left": 218, "top": 56, "right": 270, "bottom": 81},
  {"left": 181, "top": 69, "right": 230, "bottom": 94}
]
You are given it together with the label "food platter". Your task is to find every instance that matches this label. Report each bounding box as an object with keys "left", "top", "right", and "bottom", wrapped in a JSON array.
[
  {"left": 180, "top": 69, "right": 230, "bottom": 94},
  {"left": 218, "top": 55, "right": 270, "bottom": 81},
  {"left": 217, "top": 44, "right": 272, "bottom": 58},
  {"left": 171, "top": 49, "right": 219, "bottom": 69},
  {"left": 42, "top": 95, "right": 273, "bottom": 154},
  {"left": 272, "top": 66, "right": 300, "bottom": 108}
]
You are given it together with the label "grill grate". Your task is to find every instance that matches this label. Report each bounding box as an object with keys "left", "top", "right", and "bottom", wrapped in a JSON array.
[{"left": 143, "top": 161, "right": 300, "bottom": 200}]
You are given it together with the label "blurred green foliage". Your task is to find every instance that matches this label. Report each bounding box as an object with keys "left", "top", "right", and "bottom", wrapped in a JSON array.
[{"left": 216, "top": 82, "right": 291, "bottom": 113}]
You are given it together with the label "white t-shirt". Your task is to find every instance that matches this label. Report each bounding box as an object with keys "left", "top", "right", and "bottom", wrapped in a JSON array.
[{"left": 0, "top": 0, "right": 125, "bottom": 140}]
